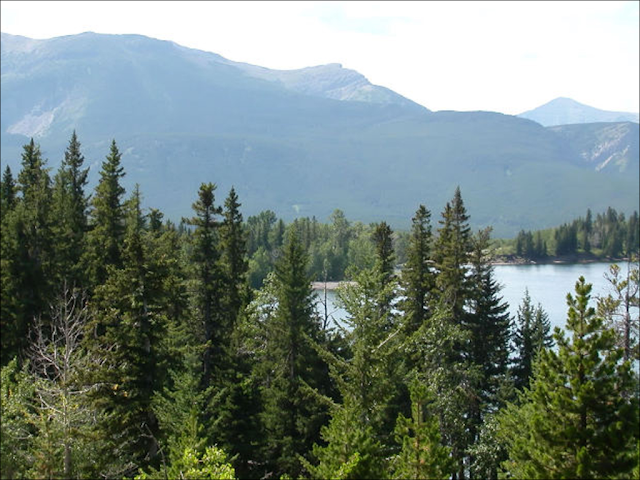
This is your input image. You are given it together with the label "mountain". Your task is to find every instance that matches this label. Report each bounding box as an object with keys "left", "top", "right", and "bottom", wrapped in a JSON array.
[
  {"left": 1, "top": 32, "right": 638, "bottom": 237},
  {"left": 518, "top": 97, "right": 639, "bottom": 127},
  {"left": 548, "top": 122, "right": 639, "bottom": 174}
]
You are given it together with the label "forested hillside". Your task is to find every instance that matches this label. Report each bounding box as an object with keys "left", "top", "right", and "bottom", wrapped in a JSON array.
[
  {"left": 2, "top": 134, "right": 638, "bottom": 479},
  {"left": 2, "top": 32, "right": 639, "bottom": 237}
]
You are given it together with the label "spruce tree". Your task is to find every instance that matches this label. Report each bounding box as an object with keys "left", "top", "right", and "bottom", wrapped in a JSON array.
[
  {"left": 306, "top": 229, "right": 404, "bottom": 477},
  {"left": 1, "top": 139, "right": 54, "bottom": 364},
  {"left": 219, "top": 186, "right": 248, "bottom": 328},
  {"left": 433, "top": 186, "right": 472, "bottom": 319},
  {"left": 0, "top": 165, "right": 16, "bottom": 215},
  {"left": 512, "top": 289, "right": 553, "bottom": 390},
  {"left": 499, "top": 277, "right": 640, "bottom": 479},
  {"left": 400, "top": 204, "right": 435, "bottom": 336},
  {"left": 468, "top": 227, "right": 512, "bottom": 410},
  {"left": 84, "top": 187, "right": 169, "bottom": 476},
  {"left": 257, "top": 231, "right": 329, "bottom": 478},
  {"left": 51, "top": 131, "right": 90, "bottom": 289},
  {"left": 1, "top": 166, "right": 19, "bottom": 365},
  {"left": 84, "top": 139, "right": 126, "bottom": 288},
  {"left": 183, "top": 182, "right": 224, "bottom": 390}
]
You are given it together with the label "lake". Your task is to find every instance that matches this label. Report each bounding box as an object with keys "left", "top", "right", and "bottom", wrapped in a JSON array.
[{"left": 313, "top": 261, "right": 636, "bottom": 332}]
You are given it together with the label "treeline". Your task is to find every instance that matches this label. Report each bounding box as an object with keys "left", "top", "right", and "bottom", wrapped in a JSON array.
[
  {"left": 1, "top": 134, "right": 638, "bottom": 479},
  {"left": 513, "top": 207, "right": 639, "bottom": 260}
]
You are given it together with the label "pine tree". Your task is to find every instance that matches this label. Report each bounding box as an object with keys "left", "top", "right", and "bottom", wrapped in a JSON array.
[
  {"left": 84, "top": 139, "right": 126, "bottom": 288},
  {"left": 499, "top": 277, "right": 640, "bottom": 479},
  {"left": 400, "top": 205, "right": 435, "bottom": 336},
  {"left": 257, "top": 231, "right": 330, "bottom": 478},
  {"left": 391, "top": 380, "right": 453, "bottom": 480},
  {"left": 51, "top": 131, "right": 90, "bottom": 289},
  {"left": 302, "top": 396, "right": 387, "bottom": 480}
]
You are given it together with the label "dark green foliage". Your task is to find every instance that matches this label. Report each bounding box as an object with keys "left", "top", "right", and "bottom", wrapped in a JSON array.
[
  {"left": 84, "top": 139, "right": 126, "bottom": 288},
  {"left": 51, "top": 131, "right": 90, "bottom": 289},
  {"left": 184, "top": 182, "right": 224, "bottom": 389},
  {"left": 468, "top": 227, "right": 512, "bottom": 412},
  {"left": 219, "top": 186, "right": 249, "bottom": 327},
  {"left": 400, "top": 205, "right": 435, "bottom": 337},
  {"left": 499, "top": 277, "right": 640, "bottom": 479},
  {"left": 515, "top": 229, "right": 547, "bottom": 259},
  {"left": 1, "top": 165, "right": 16, "bottom": 214},
  {"left": 2, "top": 134, "right": 639, "bottom": 479},
  {"left": 255, "top": 231, "right": 330, "bottom": 478},
  {"left": 511, "top": 289, "right": 553, "bottom": 390},
  {"left": 433, "top": 186, "right": 472, "bottom": 318},
  {"left": 1, "top": 139, "right": 54, "bottom": 365},
  {"left": 554, "top": 222, "right": 578, "bottom": 256},
  {"left": 83, "top": 186, "right": 172, "bottom": 476}
]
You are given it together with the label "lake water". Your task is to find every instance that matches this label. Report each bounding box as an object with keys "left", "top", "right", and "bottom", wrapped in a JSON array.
[{"left": 313, "top": 262, "right": 636, "bottom": 332}]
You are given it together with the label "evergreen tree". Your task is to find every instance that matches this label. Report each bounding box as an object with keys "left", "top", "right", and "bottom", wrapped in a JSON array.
[
  {"left": 433, "top": 186, "right": 472, "bottom": 319},
  {"left": 307, "top": 234, "right": 404, "bottom": 477},
  {"left": 511, "top": 289, "right": 553, "bottom": 390},
  {"left": 1, "top": 166, "right": 19, "bottom": 365},
  {"left": 468, "top": 227, "right": 512, "bottom": 412},
  {"left": 184, "top": 182, "right": 224, "bottom": 390},
  {"left": 84, "top": 139, "right": 126, "bottom": 288},
  {"left": 257, "top": 231, "right": 329, "bottom": 478},
  {"left": 219, "top": 186, "right": 249, "bottom": 328},
  {"left": 391, "top": 380, "right": 453, "bottom": 480},
  {"left": 0, "top": 165, "right": 16, "bottom": 215},
  {"left": 400, "top": 205, "right": 435, "bottom": 336},
  {"left": 302, "top": 396, "right": 387, "bottom": 480},
  {"left": 51, "top": 131, "right": 90, "bottom": 288},
  {"left": 84, "top": 187, "right": 169, "bottom": 476},
  {"left": 1, "top": 139, "right": 54, "bottom": 364},
  {"left": 499, "top": 277, "right": 640, "bottom": 479}
]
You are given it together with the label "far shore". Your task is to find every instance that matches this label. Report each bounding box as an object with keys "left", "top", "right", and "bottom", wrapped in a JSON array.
[
  {"left": 311, "top": 255, "right": 633, "bottom": 290},
  {"left": 490, "top": 254, "right": 631, "bottom": 266}
]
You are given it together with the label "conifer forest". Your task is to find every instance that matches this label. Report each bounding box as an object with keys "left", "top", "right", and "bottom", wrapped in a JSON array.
[{"left": 1, "top": 134, "right": 639, "bottom": 479}]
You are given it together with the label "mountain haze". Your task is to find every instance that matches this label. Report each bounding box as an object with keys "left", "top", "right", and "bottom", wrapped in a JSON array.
[
  {"left": 518, "top": 97, "right": 639, "bottom": 127},
  {"left": 1, "top": 32, "right": 638, "bottom": 236}
]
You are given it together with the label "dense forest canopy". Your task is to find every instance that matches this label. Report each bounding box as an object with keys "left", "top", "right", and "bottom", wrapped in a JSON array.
[{"left": 1, "top": 135, "right": 638, "bottom": 479}]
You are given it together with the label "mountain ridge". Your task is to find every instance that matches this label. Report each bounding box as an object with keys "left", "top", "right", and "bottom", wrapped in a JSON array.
[
  {"left": 1, "top": 32, "right": 638, "bottom": 237},
  {"left": 518, "top": 96, "right": 639, "bottom": 127}
]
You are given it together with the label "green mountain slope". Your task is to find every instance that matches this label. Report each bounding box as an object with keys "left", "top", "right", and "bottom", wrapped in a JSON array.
[{"left": 1, "top": 32, "right": 638, "bottom": 237}]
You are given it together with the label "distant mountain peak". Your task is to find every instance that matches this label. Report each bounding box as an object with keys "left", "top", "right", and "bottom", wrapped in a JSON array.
[
  {"left": 229, "top": 58, "right": 426, "bottom": 109},
  {"left": 518, "top": 97, "right": 639, "bottom": 126}
]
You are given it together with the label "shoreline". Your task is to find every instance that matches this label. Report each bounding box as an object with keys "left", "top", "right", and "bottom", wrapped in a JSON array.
[
  {"left": 490, "top": 254, "right": 631, "bottom": 267},
  {"left": 311, "top": 257, "right": 633, "bottom": 289}
]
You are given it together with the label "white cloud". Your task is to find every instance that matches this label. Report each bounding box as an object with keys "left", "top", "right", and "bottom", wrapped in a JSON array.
[{"left": 1, "top": 0, "right": 638, "bottom": 114}]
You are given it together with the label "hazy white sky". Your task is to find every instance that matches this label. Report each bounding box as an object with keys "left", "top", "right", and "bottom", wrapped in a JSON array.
[{"left": 2, "top": 1, "right": 638, "bottom": 114}]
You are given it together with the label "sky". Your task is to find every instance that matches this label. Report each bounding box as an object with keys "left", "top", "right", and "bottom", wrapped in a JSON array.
[{"left": 1, "top": 0, "right": 638, "bottom": 115}]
